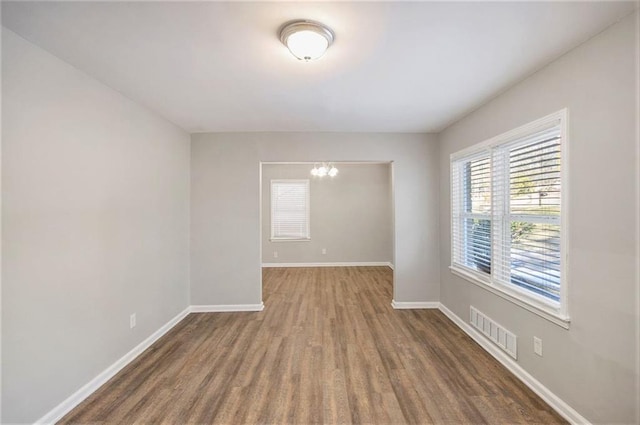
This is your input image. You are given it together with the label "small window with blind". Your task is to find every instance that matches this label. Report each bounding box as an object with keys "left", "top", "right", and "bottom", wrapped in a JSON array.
[
  {"left": 450, "top": 109, "right": 568, "bottom": 326},
  {"left": 271, "top": 179, "right": 310, "bottom": 241}
]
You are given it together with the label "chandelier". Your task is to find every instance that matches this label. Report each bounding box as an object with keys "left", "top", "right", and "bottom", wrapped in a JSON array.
[{"left": 310, "top": 162, "right": 338, "bottom": 178}]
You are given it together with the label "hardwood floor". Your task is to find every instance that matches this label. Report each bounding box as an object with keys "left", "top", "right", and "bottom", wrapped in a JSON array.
[{"left": 60, "top": 267, "right": 567, "bottom": 424}]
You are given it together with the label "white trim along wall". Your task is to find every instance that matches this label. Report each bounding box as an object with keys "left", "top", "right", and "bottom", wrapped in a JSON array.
[{"left": 261, "top": 262, "right": 394, "bottom": 269}]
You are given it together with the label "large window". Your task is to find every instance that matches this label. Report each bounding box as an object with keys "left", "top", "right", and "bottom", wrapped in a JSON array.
[
  {"left": 271, "top": 179, "right": 310, "bottom": 241},
  {"left": 451, "top": 110, "right": 568, "bottom": 325}
]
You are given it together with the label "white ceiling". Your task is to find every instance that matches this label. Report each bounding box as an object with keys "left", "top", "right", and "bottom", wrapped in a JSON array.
[{"left": 2, "top": 1, "right": 636, "bottom": 133}]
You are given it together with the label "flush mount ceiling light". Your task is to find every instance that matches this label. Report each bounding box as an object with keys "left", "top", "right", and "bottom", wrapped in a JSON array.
[{"left": 279, "top": 20, "right": 335, "bottom": 61}]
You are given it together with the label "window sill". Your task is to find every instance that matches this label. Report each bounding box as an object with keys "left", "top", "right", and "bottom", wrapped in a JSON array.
[
  {"left": 269, "top": 238, "right": 311, "bottom": 242},
  {"left": 449, "top": 265, "right": 570, "bottom": 329}
]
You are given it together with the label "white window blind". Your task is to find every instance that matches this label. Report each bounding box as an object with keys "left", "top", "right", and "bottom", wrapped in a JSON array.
[
  {"left": 451, "top": 110, "right": 567, "bottom": 320},
  {"left": 271, "top": 179, "right": 310, "bottom": 240},
  {"left": 452, "top": 153, "right": 492, "bottom": 275}
]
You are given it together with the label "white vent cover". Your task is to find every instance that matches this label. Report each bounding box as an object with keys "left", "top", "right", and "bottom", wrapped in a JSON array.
[{"left": 470, "top": 306, "right": 517, "bottom": 359}]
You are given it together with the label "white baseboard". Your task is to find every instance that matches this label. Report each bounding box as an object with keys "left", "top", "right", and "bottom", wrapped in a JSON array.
[
  {"left": 391, "top": 300, "right": 440, "bottom": 309},
  {"left": 438, "top": 303, "right": 590, "bottom": 425},
  {"left": 35, "top": 306, "right": 191, "bottom": 425},
  {"left": 190, "top": 302, "right": 264, "bottom": 313},
  {"left": 262, "top": 261, "right": 394, "bottom": 268}
]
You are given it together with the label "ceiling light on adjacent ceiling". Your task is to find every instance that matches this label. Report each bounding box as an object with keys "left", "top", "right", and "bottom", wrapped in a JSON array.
[
  {"left": 279, "top": 20, "right": 334, "bottom": 61},
  {"left": 311, "top": 162, "right": 339, "bottom": 178}
]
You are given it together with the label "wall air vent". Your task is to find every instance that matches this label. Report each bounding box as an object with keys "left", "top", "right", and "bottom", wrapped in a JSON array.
[{"left": 470, "top": 306, "right": 517, "bottom": 359}]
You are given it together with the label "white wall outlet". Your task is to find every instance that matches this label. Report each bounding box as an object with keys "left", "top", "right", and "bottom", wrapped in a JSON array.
[
  {"left": 273, "top": 251, "right": 278, "bottom": 258},
  {"left": 321, "top": 248, "right": 327, "bottom": 255},
  {"left": 533, "top": 336, "right": 543, "bottom": 356},
  {"left": 130, "top": 313, "right": 136, "bottom": 329}
]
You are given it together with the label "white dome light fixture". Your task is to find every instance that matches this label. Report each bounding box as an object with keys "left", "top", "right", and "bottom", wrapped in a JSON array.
[{"left": 279, "top": 20, "right": 335, "bottom": 61}]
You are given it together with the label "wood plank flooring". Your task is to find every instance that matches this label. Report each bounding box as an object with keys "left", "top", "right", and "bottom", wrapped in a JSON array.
[{"left": 60, "top": 267, "right": 567, "bottom": 424}]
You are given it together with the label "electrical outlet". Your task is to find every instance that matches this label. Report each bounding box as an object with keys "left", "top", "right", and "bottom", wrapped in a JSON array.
[
  {"left": 321, "top": 248, "right": 327, "bottom": 255},
  {"left": 273, "top": 251, "right": 278, "bottom": 258},
  {"left": 533, "top": 336, "right": 543, "bottom": 356},
  {"left": 130, "top": 313, "right": 136, "bottom": 329}
]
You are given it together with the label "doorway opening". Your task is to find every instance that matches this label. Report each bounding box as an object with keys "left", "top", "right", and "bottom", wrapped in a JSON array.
[{"left": 259, "top": 161, "right": 396, "bottom": 306}]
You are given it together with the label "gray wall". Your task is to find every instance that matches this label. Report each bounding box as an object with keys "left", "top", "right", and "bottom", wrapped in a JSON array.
[
  {"left": 1, "top": 29, "right": 191, "bottom": 423},
  {"left": 437, "top": 13, "right": 638, "bottom": 424},
  {"left": 261, "top": 163, "right": 393, "bottom": 264},
  {"left": 191, "top": 133, "right": 439, "bottom": 306}
]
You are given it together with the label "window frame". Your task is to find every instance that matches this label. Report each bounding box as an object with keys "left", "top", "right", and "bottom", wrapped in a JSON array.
[
  {"left": 270, "top": 179, "right": 311, "bottom": 242},
  {"left": 450, "top": 109, "right": 570, "bottom": 328}
]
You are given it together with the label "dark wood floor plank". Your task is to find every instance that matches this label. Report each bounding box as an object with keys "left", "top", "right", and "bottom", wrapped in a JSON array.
[{"left": 59, "top": 267, "right": 567, "bottom": 424}]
